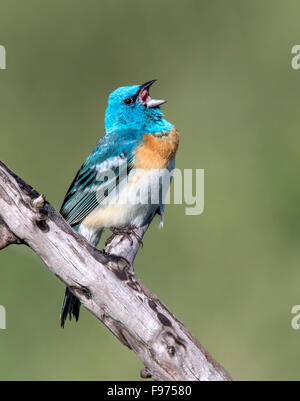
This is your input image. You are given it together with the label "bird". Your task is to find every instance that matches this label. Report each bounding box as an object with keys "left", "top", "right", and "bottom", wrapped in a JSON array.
[{"left": 59, "top": 80, "right": 179, "bottom": 327}]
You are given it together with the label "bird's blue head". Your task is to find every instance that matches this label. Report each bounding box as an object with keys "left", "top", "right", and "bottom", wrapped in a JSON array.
[{"left": 104, "top": 80, "right": 173, "bottom": 135}]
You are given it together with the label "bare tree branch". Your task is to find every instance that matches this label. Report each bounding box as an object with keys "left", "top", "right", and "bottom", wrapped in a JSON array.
[{"left": 0, "top": 160, "right": 232, "bottom": 381}]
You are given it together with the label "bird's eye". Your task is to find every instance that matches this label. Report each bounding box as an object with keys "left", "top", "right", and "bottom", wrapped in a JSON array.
[{"left": 123, "top": 97, "right": 133, "bottom": 105}]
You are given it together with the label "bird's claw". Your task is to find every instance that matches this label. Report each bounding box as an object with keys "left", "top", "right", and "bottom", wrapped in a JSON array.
[{"left": 107, "top": 226, "right": 143, "bottom": 247}]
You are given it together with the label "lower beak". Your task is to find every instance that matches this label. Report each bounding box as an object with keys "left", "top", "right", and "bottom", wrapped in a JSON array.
[
  {"left": 146, "top": 98, "right": 166, "bottom": 108},
  {"left": 139, "top": 80, "right": 167, "bottom": 108}
]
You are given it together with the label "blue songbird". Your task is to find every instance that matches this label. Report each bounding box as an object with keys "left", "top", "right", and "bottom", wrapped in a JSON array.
[{"left": 60, "top": 80, "right": 179, "bottom": 327}]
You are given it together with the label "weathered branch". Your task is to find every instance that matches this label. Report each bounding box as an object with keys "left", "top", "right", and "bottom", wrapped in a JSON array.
[{"left": 0, "top": 161, "right": 232, "bottom": 381}]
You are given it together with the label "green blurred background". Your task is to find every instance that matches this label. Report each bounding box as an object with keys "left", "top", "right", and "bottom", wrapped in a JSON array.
[{"left": 0, "top": 0, "right": 300, "bottom": 381}]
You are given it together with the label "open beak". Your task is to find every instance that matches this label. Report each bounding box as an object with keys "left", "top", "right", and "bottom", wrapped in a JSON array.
[{"left": 138, "top": 80, "right": 166, "bottom": 108}]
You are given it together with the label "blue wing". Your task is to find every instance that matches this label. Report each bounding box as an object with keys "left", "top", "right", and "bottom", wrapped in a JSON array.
[{"left": 60, "top": 130, "right": 143, "bottom": 226}]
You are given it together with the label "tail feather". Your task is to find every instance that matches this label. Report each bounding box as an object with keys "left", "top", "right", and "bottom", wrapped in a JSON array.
[{"left": 60, "top": 287, "right": 81, "bottom": 328}]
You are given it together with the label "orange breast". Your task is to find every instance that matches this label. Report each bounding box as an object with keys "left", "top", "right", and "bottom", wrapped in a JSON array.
[{"left": 134, "top": 126, "right": 179, "bottom": 170}]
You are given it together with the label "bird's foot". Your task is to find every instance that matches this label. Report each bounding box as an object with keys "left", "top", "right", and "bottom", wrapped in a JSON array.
[{"left": 106, "top": 226, "right": 143, "bottom": 247}]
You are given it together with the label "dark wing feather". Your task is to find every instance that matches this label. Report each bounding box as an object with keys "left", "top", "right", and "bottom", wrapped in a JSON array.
[{"left": 60, "top": 130, "right": 142, "bottom": 226}]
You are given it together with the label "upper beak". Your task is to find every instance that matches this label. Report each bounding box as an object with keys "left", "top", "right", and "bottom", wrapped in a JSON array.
[{"left": 139, "top": 80, "right": 167, "bottom": 108}]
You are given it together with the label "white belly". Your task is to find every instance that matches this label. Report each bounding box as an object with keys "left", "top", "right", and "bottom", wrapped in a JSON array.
[{"left": 81, "top": 163, "right": 174, "bottom": 231}]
